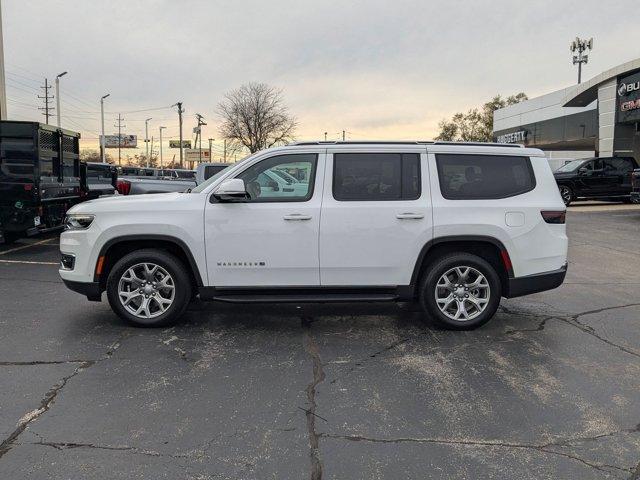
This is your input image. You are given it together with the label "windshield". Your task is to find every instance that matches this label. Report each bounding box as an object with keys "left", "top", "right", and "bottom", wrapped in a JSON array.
[
  {"left": 272, "top": 169, "right": 299, "bottom": 184},
  {"left": 191, "top": 154, "right": 253, "bottom": 193},
  {"left": 555, "top": 159, "right": 588, "bottom": 173}
]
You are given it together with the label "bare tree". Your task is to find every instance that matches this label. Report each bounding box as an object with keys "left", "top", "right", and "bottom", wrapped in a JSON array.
[
  {"left": 435, "top": 93, "right": 528, "bottom": 142},
  {"left": 218, "top": 83, "right": 297, "bottom": 153}
]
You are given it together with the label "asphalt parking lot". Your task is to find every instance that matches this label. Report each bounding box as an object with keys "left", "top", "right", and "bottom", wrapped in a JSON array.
[{"left": 0, "top": 203, "right": 639, "bottom": 479}]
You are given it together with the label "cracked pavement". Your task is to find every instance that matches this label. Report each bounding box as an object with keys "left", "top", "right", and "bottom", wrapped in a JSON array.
[{"left": 1, "top": 205, "right": 640, "bottom": 479}]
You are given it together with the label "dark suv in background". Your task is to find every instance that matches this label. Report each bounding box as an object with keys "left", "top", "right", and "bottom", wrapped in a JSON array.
[{"left": 554, "top": 156, "right": 638, "bottom": 206}]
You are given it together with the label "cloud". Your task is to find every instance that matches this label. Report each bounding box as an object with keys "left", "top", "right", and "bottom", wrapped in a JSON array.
[{"left": 3, "top": 0, "right": 640, "bottom": 154}]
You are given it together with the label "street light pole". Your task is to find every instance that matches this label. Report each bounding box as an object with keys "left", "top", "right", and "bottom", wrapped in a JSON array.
[
  {"left": 208, "top": 138, "right": 213, "bottom": 162},
  {"left": 55, "top": 71, "right": 67, "bottom": 127},
  {"left": 144, "top": 117, "right": 152, "bottom": 167},
  {"left": 159, "top": 126, "right": 166, "bottom": 168},
  {"left": 100, "top": 93, "right": 110, "bottom": 163},
  {"left": 0, "top": 0, "right": 7, "bottom": 120},
  {"left": 172, "top": 102, "right": 184, "bottom": 168}
]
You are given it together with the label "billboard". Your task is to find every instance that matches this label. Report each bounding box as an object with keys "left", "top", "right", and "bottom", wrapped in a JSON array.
[
  {"left": 101, "top": 134, "right": 137, "bottom": 148},
  {"left": 184, "top": 149, "right": 211, "bottom": 162},
  {"left": 169, "top": 140, "right": 192, "bottom": 148}
]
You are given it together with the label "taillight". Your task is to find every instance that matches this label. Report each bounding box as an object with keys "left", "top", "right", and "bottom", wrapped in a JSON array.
[
  {"left": 541, "top": 210, "right": 566, "bottom": 224},
  {"left": 116, "top": 179, "right": 131, "bottom": 195}
]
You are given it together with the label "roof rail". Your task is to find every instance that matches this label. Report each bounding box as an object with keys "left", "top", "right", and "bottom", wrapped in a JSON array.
[{"left": 290, "top": 140, "right": 523, "bottom": 148}]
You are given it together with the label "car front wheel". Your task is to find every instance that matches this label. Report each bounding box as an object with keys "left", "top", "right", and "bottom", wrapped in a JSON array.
[
  {"left": 106, "top": 249, "right": 192, "bottom": 327},
  {"left": 420, "top": 253, "right": 502, "bottom": 330}
]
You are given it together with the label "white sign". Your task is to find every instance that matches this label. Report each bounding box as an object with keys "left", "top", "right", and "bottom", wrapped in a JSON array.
[
  {"left": 496, "top": 130, "right": 527, "bottom": 144},
  {"left": 184, "top": 149, "right": 211, "bottom": 162},
  {"left": 101, "top": 134, "right": 137, "bottom": 148}
]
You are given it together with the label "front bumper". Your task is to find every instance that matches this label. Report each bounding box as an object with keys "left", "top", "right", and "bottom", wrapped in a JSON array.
[
  {"left": 505, "top": 264, "right": 567, "bottom": 298},
  {"left": 61, "top": 279, "right": 103, "bottom": 302}
]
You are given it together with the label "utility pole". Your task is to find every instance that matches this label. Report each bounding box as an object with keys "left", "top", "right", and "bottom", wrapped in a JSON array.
[
  {"left": 173, "top": 102, "right": 184, "bottom": 168},
  {"left": 208, "top": 138, "right": 213, "bottom": 162},
  {"left": 570, "top": 37, "right": 593, "bottom": 84},
  {"left": 0, "top": 0, "right": 7, "bottom": 120},
  {"left": 159, "top": 126, "right": 166, "bottom": 168},
  {"left": 38, "top": 78, "right": 54, "bottom": 124},
  {"left": 55, "top": 71, "right": 67, "bottom": 127},
  {"left": 223, "top": 139, "right": 227, "bottom": 162},
  {"left": 100, "top": 94, "right": 110, "bottom": 163},
  {"left": 149, "top": 136, "right": 154, "bottom": 166},
  {"left": 114, "top": 114, "right": 125, "bottom": 166},
  {"left": 342, "top": 130, "right": 345, "bottom": 141},
  {"left": 144, "top": 117, "right": 152, "bottom": 167},
  {"left": 194, "top": 113, "right": 206, "bottom": 164}
]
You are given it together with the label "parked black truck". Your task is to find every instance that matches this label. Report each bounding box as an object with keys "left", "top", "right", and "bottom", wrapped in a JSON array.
[
  {"left": 0, "top": 121, "right": 82, "bottom": 244},
  {"left": 80, "top": 161, "right": 118, "bottom": 200}
]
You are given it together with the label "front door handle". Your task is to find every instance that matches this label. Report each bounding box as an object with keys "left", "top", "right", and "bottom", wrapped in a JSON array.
[
  {"left": 396, "top": 213, "right": 424, "bottom": 220},
  {"left": 283, "top": 214, "right": 312, "bottom": 221}
]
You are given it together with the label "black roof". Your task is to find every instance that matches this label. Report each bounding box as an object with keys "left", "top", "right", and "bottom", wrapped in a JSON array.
[{"left": 291, "top": 140, "right": 522, "bottom": 148}]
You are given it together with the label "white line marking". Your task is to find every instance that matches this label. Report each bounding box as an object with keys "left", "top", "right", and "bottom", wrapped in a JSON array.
[
  {"left": 0, "top": 259, "right": 59, "bottom": 266},
  {"left": 0, "top": 238, "right": 57, "bottom": 256}
]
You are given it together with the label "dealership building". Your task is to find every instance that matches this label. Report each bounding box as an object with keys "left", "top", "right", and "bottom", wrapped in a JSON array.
[{"left": 493, "top": 58, "right": 640, "bottom": 165}]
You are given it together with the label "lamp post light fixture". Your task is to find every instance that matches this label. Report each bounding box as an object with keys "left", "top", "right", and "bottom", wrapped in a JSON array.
[
  {"left": 570, "top": 37, "right": 593, "bottom": 84},
  {"left": 55, "top": 71, "right": 67, "bottom": 127},
  {"left": 100, "top": 93, "right": 110, "bottom": 163}
]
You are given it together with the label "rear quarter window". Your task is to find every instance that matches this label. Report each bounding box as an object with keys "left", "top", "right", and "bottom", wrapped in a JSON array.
[{"left": 436, "top": 154, "right": 536, "bottom": 200}]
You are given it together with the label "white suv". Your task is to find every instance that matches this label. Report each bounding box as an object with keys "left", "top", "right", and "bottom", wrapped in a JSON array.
[{"left": 59, "top": 141, "right": 568, "bottom": 330}]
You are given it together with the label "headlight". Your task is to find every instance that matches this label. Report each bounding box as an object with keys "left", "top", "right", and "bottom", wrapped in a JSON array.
[{"left": 64, "top": 214, "right": 95, "bottom": 230}]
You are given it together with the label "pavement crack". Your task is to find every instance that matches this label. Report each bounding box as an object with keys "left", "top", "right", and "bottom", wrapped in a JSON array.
[
  {"left": 302, "top": 317, "right": 325, "bottom": 480},
  {"left": 319, "top": 433, "right": 631, "bottom": 474},
  {"left": 502, "top": 302, "right": 640, "bottom": 359},
  {"left": 505, "top": 316, "right": 553, "bottom": 334},
  {"left": 0, "top": 333, "right": 129, "bottom": 460},
  {"left": 0, "top": 361, "right": 93, "bottom": 459},
  {"left": 0, "top": 360, "right": 91, "bottom": 366}
]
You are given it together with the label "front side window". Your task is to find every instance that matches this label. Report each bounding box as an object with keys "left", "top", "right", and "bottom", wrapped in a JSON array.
[
  {"left": 333, "top": 153, "right": 421, "bottom": 201},
  {"left": 436, "top": 154, "right": 535, "bottom": 200},
  {"left": 236, "top": 153, "right": 317, "bottom": 202}
]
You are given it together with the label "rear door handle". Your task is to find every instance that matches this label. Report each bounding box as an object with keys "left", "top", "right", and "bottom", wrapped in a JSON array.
[
  {"left": 396, "top": 213, "right": 424, "bottom": 220},
  {"left": 283, "top": 214, "right": 312, "bottom": 221}
]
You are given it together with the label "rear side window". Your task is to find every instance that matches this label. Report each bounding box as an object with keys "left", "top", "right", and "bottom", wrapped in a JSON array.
[
  {"left": 333, "top": 153, "right": 421, "bottom": 201},
  {"left": 436, "top": 154, "right": 535, "bottom": 200}
]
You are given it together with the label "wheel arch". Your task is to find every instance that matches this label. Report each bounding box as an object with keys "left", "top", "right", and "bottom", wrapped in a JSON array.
[
  {"left": 410, "top": 235, "right": 512, "bottom": 297},
  {"left": 94, "top": 235, "right": 204, "bottom": 290}
]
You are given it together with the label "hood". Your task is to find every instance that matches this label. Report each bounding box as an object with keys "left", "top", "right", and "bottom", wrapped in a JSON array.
[
  {"left": 68, "top": 192, "right": 198, "bottom": 214},
  {"left": 553, "top": 172, "right": 576, "bottom": 179}
]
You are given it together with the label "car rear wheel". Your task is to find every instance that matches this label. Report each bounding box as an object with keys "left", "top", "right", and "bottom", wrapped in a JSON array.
[
  {"left": 106, "top": 249, "right": 192, "bottom": 327},
  {"left": 420, "top": 253, "right": 502, "bottom": 330},
  {"left": 559, "top": 185, "right": 573, "bottom": 206}
]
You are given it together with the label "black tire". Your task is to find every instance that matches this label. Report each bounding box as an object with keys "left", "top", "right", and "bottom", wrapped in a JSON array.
[
  {"left": 558, "top": 185, "right": 573, "bottom": 206},
  {"left": 1, "top": 231, "right": 19, "bottom": 245},
  {"left": 106, "top": 249, "right": 192, "bottom": 327},
  {"left": 419, "top": 253, "right": 502, "bottom": 330}
]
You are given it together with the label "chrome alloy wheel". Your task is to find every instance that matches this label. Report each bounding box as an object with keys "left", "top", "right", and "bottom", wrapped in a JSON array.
[
  {"left": 559, "top": 186, "right": 572, "bottom": 205},
  {"left": 118, "top": 263, "right": 175, "bottom": 319},
  {"left": 435, "top": 266, "right": 490, "bottom": 321}
]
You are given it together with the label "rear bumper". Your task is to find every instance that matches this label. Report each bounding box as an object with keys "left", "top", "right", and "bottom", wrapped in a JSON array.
[
  {"left": 505, "top": 264, "right": 567, "bottom": 298},
  {"left": 62, "top": 279, "right": 103, "bottom": 302}
]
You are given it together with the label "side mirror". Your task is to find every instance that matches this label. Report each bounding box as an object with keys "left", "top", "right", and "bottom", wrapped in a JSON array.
[
  {"left": 212, "top": 178, "right": 249, "bottom": 202},
  {"left": 578, "top": 167, "right": 588, "bottom": 176}
]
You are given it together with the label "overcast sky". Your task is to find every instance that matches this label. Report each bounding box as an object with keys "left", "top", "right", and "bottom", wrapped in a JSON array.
[{"left": 4, "top": 0, "right": 639, "bottom": 157}]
